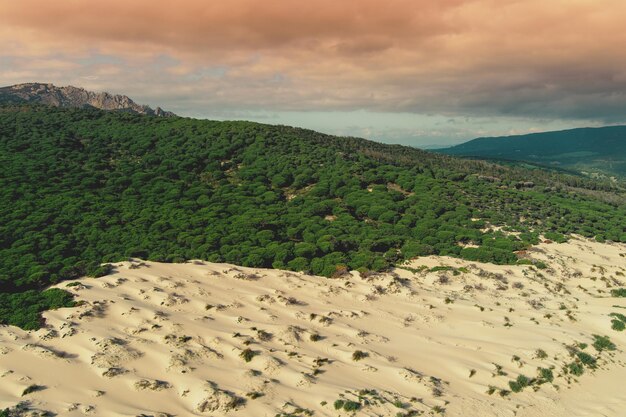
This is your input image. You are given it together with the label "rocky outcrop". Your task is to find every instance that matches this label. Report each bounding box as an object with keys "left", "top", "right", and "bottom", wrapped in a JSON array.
[{"left": 0, "top": 83, "right": 175, "bottom": 116}]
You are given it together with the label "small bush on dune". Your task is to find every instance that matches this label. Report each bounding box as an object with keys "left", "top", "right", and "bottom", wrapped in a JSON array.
[
  {"left": 567, "top": 362, "right": 584, "bottom": 376},
  {"left": 342, "top": 401, "right": 361, "bottom": 412},
  {"left": 393, "top": 399, "right": 405, "bottom": 408},
  {"left": 88, "top": 263, "right": 114, "bottom": 277},
  {"left": 432, "top": 405, "right": 445, "bottom": 414},
  {"left": 576, "top": 351, "right": 597, "bottom": 367},
  {"left": 240, "top": 348, "right": 258, "bottom": 362},
  {"left": 592, "top": 335, "right": 616, "bottom": 352},
  {"left": 430, "top": 266, "right": 453, "bottom": 273},
  {"left": 538, "top": 367, "right": 553, "bottom": 383},
  {"left": 610, "top": 312, "right": 626, "bottom": 322},
  {"left": 352, "top": 350, "right": 368, "bottom": 361},
  {"left": 610, "top": 288, "right": 626, "bottom": 297},
  {"left": 256, "top": 330, "right": 272, "bottom": 342},
  {"left": 509, "top": 382, "right": 521, "bottom": 393},
  {"left": 333, "top": 400, "right": 345, "bottom": 410},
  {"left": 246, "top": 391, "right": 264, "bottom": 399},
  {"left": 22, "top": 384, "right": 44, "bottom": 396},
  {"left": 611, "top": 319, "right": 626, "bottom": 331},
  {"left": 508, "top": 374, "right": 531, "bottom": 393},
  {"left": 610, "top": 312, "right": 626, "bottom": 331},
  {"left": 333, "top": 398, "right": 361, "bottom": 412},
  {"left": 309, "top": 333, "right": 322, "bottom": 342}
]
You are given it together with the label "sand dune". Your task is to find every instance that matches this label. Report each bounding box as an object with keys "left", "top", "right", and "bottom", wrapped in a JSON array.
[{"left": 1, "top": 237, "right": 625, "bottom": 416}]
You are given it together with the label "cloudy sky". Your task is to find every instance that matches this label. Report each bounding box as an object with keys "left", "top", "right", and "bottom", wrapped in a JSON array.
[{"left": 1, "top": 0, "right": 625, "bottom": 147}]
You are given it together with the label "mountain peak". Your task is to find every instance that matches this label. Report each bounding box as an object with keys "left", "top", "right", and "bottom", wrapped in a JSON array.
[{"left": 0, "top": 82, "right": 175, "bottom": 117}]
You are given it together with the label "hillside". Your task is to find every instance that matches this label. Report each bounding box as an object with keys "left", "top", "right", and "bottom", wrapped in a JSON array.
[
  {"left": 0, "top": 103, "right": 625, "bottom": 329},
  {"left": 436, "top": 126, "right": 626, "bottom": 178},
  {"left": 0, "top": 83, "right": 174, "bottom": 117},
  {"left": 1, "top": 238, "right": 625, "bottom": 416}
]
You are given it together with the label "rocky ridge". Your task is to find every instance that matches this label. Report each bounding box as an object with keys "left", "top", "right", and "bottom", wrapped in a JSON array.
[{"left": 0, "top": 83, "right": 175, "bottom": 117}]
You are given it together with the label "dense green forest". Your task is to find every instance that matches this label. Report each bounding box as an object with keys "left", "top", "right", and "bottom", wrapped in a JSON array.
[
  {"left": 1, "top": 104, "right": 625, "bottom": 328},
  {"left": 436, "top": 126, "right": 626, "bottom": 177}
]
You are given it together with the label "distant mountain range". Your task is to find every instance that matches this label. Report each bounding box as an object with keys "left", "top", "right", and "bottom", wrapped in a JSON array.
[
  {"left": 436, "top": 126, "right": 626, "bottom": 178},
  {"left": 0, "top": 83, "right": 175, "bottom": 117}
]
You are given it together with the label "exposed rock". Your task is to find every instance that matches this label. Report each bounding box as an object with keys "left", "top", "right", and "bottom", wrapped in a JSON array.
[
  {"left": 195, "top": 382, "right": 245, "bottom": 414},
  {"left": 0, "top": 83, "right": 175, "bottom": 116},
  {"left": 91, "top": 337, "right": 143, "bottom": 368},
  {"left": 102, "top": 367, "right": 128, "bottom": 378},
  {"left": 134, "top": 379, "right": 172, "bottom": 391}
]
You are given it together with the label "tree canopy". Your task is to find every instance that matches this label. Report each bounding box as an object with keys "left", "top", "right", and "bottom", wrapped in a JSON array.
[{"left": 1, "top": 104, "right": 625, "bottom": 328}]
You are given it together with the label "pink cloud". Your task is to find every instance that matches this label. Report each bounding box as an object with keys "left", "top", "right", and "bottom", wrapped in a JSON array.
[{"left": 1, "top": 0, "right": 626, "bottom": 120}]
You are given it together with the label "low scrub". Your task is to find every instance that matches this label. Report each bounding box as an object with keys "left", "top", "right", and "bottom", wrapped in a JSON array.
[
  {"left": 610, "top": 312, "right": 626, "bottom": 331},
  {"left": 352, "top": 350, "right": 369, "bottom": 361},
  {"left": 334, "top": 399, "right": 361, "bottom": 412},
  {"left": 610, "top": 288, "right": 626, "bottom": 297},
  {"left": 537, "top": 367, "right": 554, "bottom": 383},
  {"left": 592, "top": 335, "right": 616, "bottom": 352},
  {"left": 240, "top": 348, "right": 258, "bottom": 362},
  {"left": 567, "top": 362, "right": 584, "bottom": 376},
  {"left": 508, "top": 374, "right": 531, "bottom": 393}
]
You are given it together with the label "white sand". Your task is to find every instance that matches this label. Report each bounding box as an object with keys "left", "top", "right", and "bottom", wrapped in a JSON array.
[{"left": 1, "top": 236, "right": 625, "bottom": 416}]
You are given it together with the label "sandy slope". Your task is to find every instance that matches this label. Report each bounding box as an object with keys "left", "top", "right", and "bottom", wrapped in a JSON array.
[{"left": 1, "top": 237, "right": 625, "bottom": 416}]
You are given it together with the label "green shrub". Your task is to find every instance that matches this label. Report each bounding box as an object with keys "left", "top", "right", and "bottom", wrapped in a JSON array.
[
  {"left": 508, "top": 374, "right": 530, "bottom": 393},
  {"left": 592, "top": 335, "right": 616, "bottom": 352},
  {"left": 333, "top": 400, "right": 345, "bottom": 410},
  {"left": 240, "top": 348, "right": 258, "bottom": 362},
  {"left": 309, "top": 333, "right": 322, "bottom": 342},
  {"left": 342, "top": 401, "right": 361, "bottom": 412},
  {"left": 610, "top": 288, "right": 626, "bottom": 297},
  {"left": 246, "top": 391, "right": 264, "bottom": 399},
  {"left": 567, "top": 362, "right": 584, "bottom": 376},
  {"left": 543, "top": 232, "right": 568, "bottom": 243},
  {"left": 460, "top": 247, "right": 518, "bottom": 264},
  {"left": 393, "top": 399, "right": 405, "bottom": 408},
  {"left": 498, "top": 389, "right": 510, "bottom": 397},
  {"left": 517, "top": 375, "right": 531, "bottom": 387},
  {"left": 429, "top": 266, "right": 453, "bottom": 272},
  {"left": 576, "top": 352, "right": 597, "bottom": 367},
  {"left": 508, "top": 381, "right": 523, "bottom": 393},
  {"left": 538, "top": 367, "right": 553, "bottom": 383},
  {"left": 432, "top": 405, "right": 445, "bottom": 414},
  {"left": 22, "top": 384, "right": 44, "bottom": 396},
  {"left": 352, "top": 350, "right": 368, "bottom": 361},
  {"left": 88, "top": 263, "right": 113, "bottom": 277},
  {"left": 610, "top": 312, "right": 626, "bottom": 322}
]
